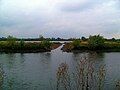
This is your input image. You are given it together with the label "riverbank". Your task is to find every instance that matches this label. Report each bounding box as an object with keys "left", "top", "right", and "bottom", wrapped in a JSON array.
[
  {"left": 0, "top": 41, "right": 62, "bottom": 53},
  {"left": 61, "top": 42, "right": 120, "bottom": 52}
]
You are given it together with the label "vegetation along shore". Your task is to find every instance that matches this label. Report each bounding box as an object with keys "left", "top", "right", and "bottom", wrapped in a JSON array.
[
  {"left": 0, "top": 35, "right": 120, "bottom": 53},
  {"left": 61, "top": 35, "right": 120, "bottom": 52},
  {"left": 0, "top": 36, "right": 61, "bottom": 53}
]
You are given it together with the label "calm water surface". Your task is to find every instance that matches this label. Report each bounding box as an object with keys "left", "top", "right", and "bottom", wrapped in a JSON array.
[{"left": 0, "top": 45, "right": 120, "bottom": 90}]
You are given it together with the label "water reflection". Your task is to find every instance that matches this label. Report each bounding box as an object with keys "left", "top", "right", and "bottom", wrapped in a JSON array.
[
  {"left": 5, "top": 54, "right": 16, "bottom": 69},
  {"left": 0, "top": 64, "right": 4, "bottom": 90},
  {"left": 72, "top": 52, "right": 105, "bottom": 61},
  {"left": 7, "top": 77, "right": 14, "bottom": 90},
  {"left": 19, "top": 54, "right": 25, "bottom": 64},
  {"left": 0, "top": 51, "right": 119, "bottom": 90}
]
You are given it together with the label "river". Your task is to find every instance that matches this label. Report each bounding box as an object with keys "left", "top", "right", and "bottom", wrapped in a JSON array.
[{"left": 0, "top": 45, "right": 120, "bottom": 90}]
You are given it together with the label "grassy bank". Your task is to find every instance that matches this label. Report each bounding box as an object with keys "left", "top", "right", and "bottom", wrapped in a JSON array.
[
  {"left": 62, "top": 35, "right": 120, "bottom": 52},
  {"left": 0, "top": 40, "right": 61, "bottom": 53},
  {"left": 62, "top": 42, "right": 120, "bottom": 52}
]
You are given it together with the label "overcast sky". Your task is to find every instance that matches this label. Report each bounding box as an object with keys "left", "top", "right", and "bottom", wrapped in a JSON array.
[{"left": 0, "top": 0, "right": 120, "bottom": 38}]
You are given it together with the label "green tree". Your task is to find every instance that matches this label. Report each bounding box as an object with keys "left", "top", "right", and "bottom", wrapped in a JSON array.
[
  {"left": 81, "top": 36, "right": 87, "bottom": 41},
  {"left": 88, "top": 35, "right": 105, "bottom": 49},
  {"left": 111, "top": 38, "right": 115, "bottom": 41},
  {"left": 39, "top": 35, "right": 44, "bottom": 41}
]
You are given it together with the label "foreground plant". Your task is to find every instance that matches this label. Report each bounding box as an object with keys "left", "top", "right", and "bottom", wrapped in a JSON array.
[{"left": 56, "top": 56, "right": 106, "bottom": 90}]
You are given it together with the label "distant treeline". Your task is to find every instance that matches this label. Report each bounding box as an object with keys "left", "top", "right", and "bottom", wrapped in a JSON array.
[
  {"left": 0, "top": 36, "right": 120, "bottom": 42},
  {"left": 0, "top": 37, "right": 73, "bottom": 41}
]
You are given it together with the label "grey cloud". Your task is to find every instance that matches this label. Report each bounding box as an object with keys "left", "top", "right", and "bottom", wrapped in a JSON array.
[
  {"left": 0, "top": 0, "right": 120, "bottom": 38},
  {"left": 58, "top": 0, "right": 108, "bottom": 12}
]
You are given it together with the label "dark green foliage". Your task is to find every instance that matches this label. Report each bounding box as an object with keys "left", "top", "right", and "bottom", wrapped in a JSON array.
[
  {"left": 88, "top": 35, "right": 105, "bottom": 50},
  {"left": 104, "top": 42, "right": 120, "bottom": 50},
  {"left": 39, "top": 35, "right": 44, "bottom": 41},
  {"left": 21, "top": 40, "right": 52, "bottom": 51},
  {"left": 72, "top": 39, "right": 81, "bottom": 49},
  {"left": 41, "top": 40, "right": 52, "bottom": 50},
  {"left": 6, "top": 36, "right": 17, "bottom": 49},
  {"left": 0, "top": 35, "right": 120, "bottom": 52},
  {"left": 81, "top": 36, "right": 87, "bottom": 41},
  {"left": 20, "top": 39, "right": 25, "bottom": 48},
  {"left": 0, "top": 36, "right": 52, "bottom": 52}
]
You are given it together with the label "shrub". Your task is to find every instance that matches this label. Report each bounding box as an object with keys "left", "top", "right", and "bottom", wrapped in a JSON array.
[
  {"left": 81, "top": 36, "right": 87, "bottom": 41},
  {"left": 88, "top": 35, "right": 105, "bottom": 50},
  {"left": 72, "top": 39, "right": 81, "bottom": 49},
  {"left": 6, "top": 36, "right": 17, "bottom": 49},
  {"left": 41, "top": 40, "right": 52, "bottom": 50},
  {"left": 20, "top": 39, "right": 25, "bottom": 49}
]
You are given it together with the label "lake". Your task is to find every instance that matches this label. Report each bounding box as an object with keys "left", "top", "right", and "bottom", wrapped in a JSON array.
[{"left": 0, "top": 45, "right": 120, "bottom": 90}]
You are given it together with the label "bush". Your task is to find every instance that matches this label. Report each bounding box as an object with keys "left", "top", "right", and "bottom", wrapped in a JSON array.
[
  {"left": 88, "top": 35, "right": 105, "bottom": 50},
  {"left": 20, "top": 39, "right": 25, "bottom": 49},
  {"left": 72, "top": 39, "right": 81, "bottom": 49},
  {"left": 41, "top": 40, "right": 52, "bottom": 50},
  {"left": 6, "top": 36, "right": 17, "bottom": 49}
]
